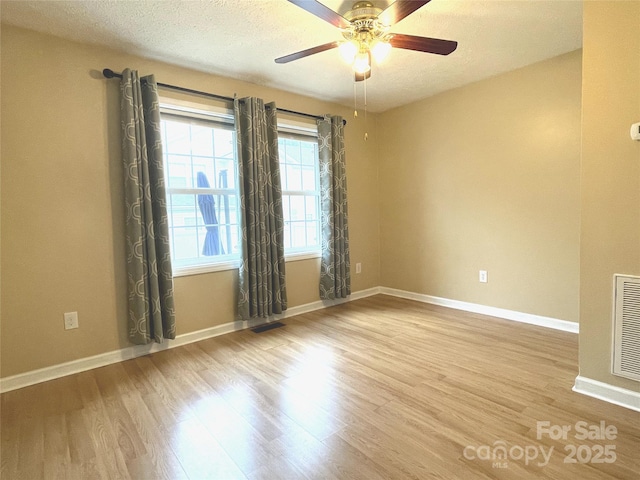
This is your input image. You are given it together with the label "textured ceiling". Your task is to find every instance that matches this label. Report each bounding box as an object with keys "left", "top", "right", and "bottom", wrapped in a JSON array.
[{"left": 0, "top": 0, "right": 582, "bottom": 112}]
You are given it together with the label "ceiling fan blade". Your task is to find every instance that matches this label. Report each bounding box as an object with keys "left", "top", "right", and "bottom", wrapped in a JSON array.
[
  {"left": 275, "top": 41, "right": 340, "bottom": 64},
  {"left": 379, "top": 0, "right": 431, "bottom": 26},
  {"left": 287, "top": 0, "right": 351, "bottom": 28},
  {"left": 354, "top": 70, "right": 372, "bottom": 82},
  {"left": 389, "top": 34, "right": 458, "bottom": 55}
]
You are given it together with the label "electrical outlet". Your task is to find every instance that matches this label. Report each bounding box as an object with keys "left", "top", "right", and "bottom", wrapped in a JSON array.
[
  {"left": 64, "top": 311, "right": 79, "bottom": 330},
  {"left": 356, "top": 263, "right": 362, "bottom": 274},
  {"left": 479, "top": 270, "right": 488, "bottom": 283}
]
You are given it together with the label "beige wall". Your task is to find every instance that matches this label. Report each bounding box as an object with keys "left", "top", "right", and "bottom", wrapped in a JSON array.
[
  {"left": 580, "top": 2, "right": 640, "bottom": 391},
  {"left": 377, "top": 50, "right": 582, "bottom": 322},
  {"left": 0, "top": 25, "right": 380, "bottom": 377}
]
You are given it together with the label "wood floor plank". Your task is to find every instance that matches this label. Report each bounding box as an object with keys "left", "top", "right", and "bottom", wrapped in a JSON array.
[
  {"left": 117, "top": 392, "right": 189, "bottom": 479},
  {"left": 42, "top": 414, "right": 69, "bottom": 470},
  {"left": 75, "top": 371, "right": 121, "bottom": 457},
  {"left": 131, "top": 355, "right": 195, "bottom": 424},
  {"left": 2, "top": 294, "right": 639, "bottom": 479},
  {"left": 1, "top": 396, "right": 20, "bottom": 479},
  {"left": 65, "top": 408, "right": 96, "bottom": 465},
  {"left": 246, "top": 454, "right": 310, "bottom": 480},
  {"left": 266, "top": 422, "right": 342, "bottom": 480},
  {"left": 169, "top": 417, "right": 247, "bottom": 479},
  {"left": 16, "top": 415, "right": 44, "bottom": 479},
  {"left": 197, "top": 368, "right": 286, "bottom": 443},
  {"left": 99, "top": 395, "right": 147, "bottom": 462},
  {"left": 191, "top": 391, "right": 275, "bottom": 476}
]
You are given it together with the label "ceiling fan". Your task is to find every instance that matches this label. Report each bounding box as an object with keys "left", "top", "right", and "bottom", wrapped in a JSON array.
[{"left": 275, "top": 0, "right": 458, "bottom": 81}]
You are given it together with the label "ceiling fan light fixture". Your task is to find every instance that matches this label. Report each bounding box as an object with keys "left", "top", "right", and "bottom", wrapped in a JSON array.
[
  {"left": 371, "top": 39, "right": 391, "bottom": 62},
  {"left": 276, "top": 1, "right": 458, "bottom": 83},
  {"left": 353, "top": 51, "right": 371, "bottom": 74},
  {"left": 338, "top": 40, "right": 358, "bottom": 63}
]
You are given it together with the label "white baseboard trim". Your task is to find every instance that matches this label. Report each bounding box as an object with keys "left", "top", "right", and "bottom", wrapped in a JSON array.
[
  {"left": 0, "top": 287, "right": 381, "bottom": 394},
  {"left": 573, "top": 376, "right": 640, "bottom": 412},
  {"left": 0, "top": 321, "right": 243, "bottom": 394},
  {"left": 274, "top": 286, "right": 381, "bottom": 320},
  {"left": 379, "top": 287, "right": 579, "bottom": 333}
]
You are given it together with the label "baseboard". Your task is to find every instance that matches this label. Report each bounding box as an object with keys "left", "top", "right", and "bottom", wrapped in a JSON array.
[
  {"left": 379, "top": 287, "right": 579, "bottom": 333},
  {"left": 573, "top": 376, "right": 640, "bottom": 412},
  {"left": 278, "top": 286, "right": 382, "bottom": 318},
  {"left": 0, "top": 321, "right": 244, "bottom": 394},
  {"left": 0, "top": 287, "right": 381, "bottom": 393}
]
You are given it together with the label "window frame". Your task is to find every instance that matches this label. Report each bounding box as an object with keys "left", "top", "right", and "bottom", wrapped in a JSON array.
[
  {"left": 277, "top": 120, "right": 322, "bottom": 260},
  {"left": 158, "top": 101, "right": 323, "bottom": 277},
  {"left": 159, "top": 101, "right": 242, "bottom": 277}
]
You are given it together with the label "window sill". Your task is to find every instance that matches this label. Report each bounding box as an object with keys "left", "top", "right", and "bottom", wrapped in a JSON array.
[
  {"left": 173, "top": 260, "right": 240, "bottom": 278},
  {"left": 285, "top": 251, "right": 321, "bottom": 262},
  {"left": 172, "top": 251, "right": 321, "bottom": 278}
]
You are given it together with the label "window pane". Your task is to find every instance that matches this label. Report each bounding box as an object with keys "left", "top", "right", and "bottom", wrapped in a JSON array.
[
  {"left": 219, "top": 224, "right": 240, "bottom": 255},
  {"left": 307, "top": 221, "right": 319, "bottom": 247},
  {"left": 164, "top": 120, "right": 191, "bottom": 155},
  {"left": 280, "top": 158, "right": 289, "bottom": 190},
  {"left": 194, "top": 168, "right": 216, "bottom": 189},
  {"left": 289, "top": 195, "right": 305, "bottom": 221},
  {"left": 169, "top": 194, "right": 197, "bottom": 227},
  {"left": 284, "top": 138, "right": 300, "bottom": 163},
  {"left": 283, "top": 222, "right": 292, "bottom": 249},
  {"left": 300, "top": 142, "right": 316, "bottom": 166},
  {"left": 194, "top": 193, "right": 213, "bottom": 228},
  {"left": 301, "top": 165, "right": 316, "bottom": 191},
  {"left": 171, "top": 227, "right": 199, "bottom": 260},
  {"left": 282, "top": 196, "right": 290, "bottom": 224},
  {"left": 286, "top": 164, "right": 302, "bottom": 191},
  {"left": 216, "top": 160, "right": 235, "bottom": 189},
  {"left": 196, "top": 225, "right": 208, "bottom": 256},
  {"left": 277, "top": 129, "right": 320, "bottom": 254},
  {"left": 191, "top": 125, "right": 214, "bottom": 157},
  {"left": 229, "top": 224, "right": 240, "bottom": 255},
  {"left": 161, "top": 109, "right": 240, "bottom": 271},
  {"left": 214, "top": 128, "right": 234, "bottom": 159},
  {"left": 167, "top": 154, "right": 191, "bottom": 188},
  {"left": 210, "top": 193, "right": 237, "bottom": 225},
  {"left": 305, "top": 196, "right": 317, "bottom": 220},
  {"left": 291, "top": 222, "right": 307, "bottom": 248}
]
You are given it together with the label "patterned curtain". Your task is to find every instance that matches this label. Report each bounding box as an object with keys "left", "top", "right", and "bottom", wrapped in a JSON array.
[
  {"left": 318, "top": 115, "right": 351, "bottom": 299},
  {"left": 235, "top": 97, "right": 287, "bottom": 319},
  {"left": 120, "top": 69, "right": 176, "bottom": 344}
]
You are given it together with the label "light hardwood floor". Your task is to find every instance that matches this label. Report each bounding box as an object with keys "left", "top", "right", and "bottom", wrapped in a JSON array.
[{"left": 1, "top": 295, "right": 639, "bottom": 479}]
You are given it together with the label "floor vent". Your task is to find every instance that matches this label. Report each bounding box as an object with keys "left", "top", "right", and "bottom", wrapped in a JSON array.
[
  {"left": 613, "top": 274, "right": 640, "bottom": 381},
  {"left": 252, "top": 321, "right": 285, "bottom": 334}
]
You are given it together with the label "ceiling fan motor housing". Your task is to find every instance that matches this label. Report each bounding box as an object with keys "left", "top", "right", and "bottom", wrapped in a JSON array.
[
  {"left": 344, "top": 1, "right": 383, "bottom": 22},
  {"left": 342, "top": 2, "right": 390, "bottom": 48}
]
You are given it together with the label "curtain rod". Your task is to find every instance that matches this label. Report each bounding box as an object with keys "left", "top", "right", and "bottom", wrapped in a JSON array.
[{"left": 102, "top": 69, "right": 346, "bottom": 126}]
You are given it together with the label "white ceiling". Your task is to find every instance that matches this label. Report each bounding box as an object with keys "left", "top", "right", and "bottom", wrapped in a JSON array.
[{"left": 1, "top": 0, "right": 582, "bottom": 112}]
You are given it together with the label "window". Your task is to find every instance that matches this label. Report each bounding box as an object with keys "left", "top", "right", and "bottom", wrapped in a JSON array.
[
  {"left": 159, "top": 102, "right": 321, "bottom": 276},
  {"left": 160, "top": 104, "right": 240, "bottom": 274},
  {"left": 278, "top": 125, "right": 321, "bottom": 257}
]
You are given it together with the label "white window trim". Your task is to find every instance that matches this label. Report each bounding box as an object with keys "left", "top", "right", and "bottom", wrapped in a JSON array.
[
  {"left": 278, "top": 119, "right": 322, "bottom": 257},
  {"left": 173, "top": 260, "right": 240, "bottom": 277},
  {"left": 285, "top": 250, "right": 321, "bottom": 262},
  {"left": 172, "top": 251, "right": 320, "bottom": 278},
  {"left": 160, "top": 100, "right": 242, "bottom": 276}
]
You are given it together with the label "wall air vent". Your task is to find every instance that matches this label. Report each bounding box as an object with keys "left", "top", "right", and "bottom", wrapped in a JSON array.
[{"left": 613, "top": 274, "right": 640, "bottom": 381}]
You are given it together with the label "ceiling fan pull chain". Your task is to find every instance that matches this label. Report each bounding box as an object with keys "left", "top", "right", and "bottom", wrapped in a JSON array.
[
  {"left": 364, "top": 75, "right": 368, "bottom": 141},
  {"left": 353, "top": 80, "right": 358, "bottom": 118}
]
